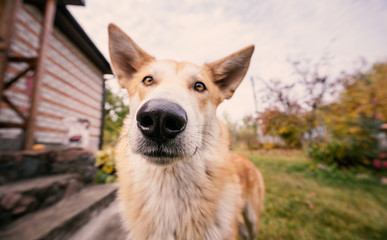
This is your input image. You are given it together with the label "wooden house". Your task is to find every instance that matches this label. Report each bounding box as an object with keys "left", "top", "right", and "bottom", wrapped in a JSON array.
[{"left": 0, "top": 0, "right": 111, "bottom": 151}]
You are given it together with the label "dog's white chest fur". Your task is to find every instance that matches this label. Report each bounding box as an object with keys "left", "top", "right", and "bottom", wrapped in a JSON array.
[{"left": 120, "top": 155, "right": 241, "bottom": 240}]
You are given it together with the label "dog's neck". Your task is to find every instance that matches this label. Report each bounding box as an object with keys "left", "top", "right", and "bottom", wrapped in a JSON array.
[{"left": 124, "top": 153, "right": 237, "bottom": 240}]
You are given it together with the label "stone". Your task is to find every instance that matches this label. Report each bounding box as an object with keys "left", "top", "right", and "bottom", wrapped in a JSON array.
[
  {"left": 52, "top": 148, "right": 96, "bottom": 183},
  {"left": 55, "top": 148, "right": 92, "bottom": 163},
  {"left": 0, "top": 150, "right": 52, "bottom": 184},
  {"left": 0, "top": 148, "right": 96, "bottom": 185},
  {"left": 12, "top": 206, "right": 27, "bottom": 215},
  {"left": 43, "top": 195, "right": 60, "bottom": 208},
  {"left": 59, "top": 179, "right": 68, "bottom": 187},
  {"left": 12, "top": 196, "right": 37, "bottom": 215},
  {"left": 0, "top": 174, "right": 79, "bottom": 227},
  {"left": 18, "top": 157, "right": 39, "bottom": 179},
  {"left": 81, "top": 166, "right": 97, "bottom": 183},
  {"left": 0, "top": 152, "right": 22, "bottom": 185},
  {"left": 0, "top": 184, "right": 118, "bottom": 240},
  {"left": 70, "top": 200, "right": 128, "bottom": 240},
  {"left": 18, "top": 196, "right": 37, "bottom": 209},
  {"left": 1, "top": 193, "right": 22, "bottom": 210},
  {"left": 64, "top": 179, "right": 81, "bottom": 198}
]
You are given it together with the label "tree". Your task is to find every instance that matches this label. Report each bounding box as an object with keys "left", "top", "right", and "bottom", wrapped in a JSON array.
[
  {"left": 258, "top": 54, "right": 341, "bottom": 144},
  {"left": 222, "top": 113, "right": 259, "bottom": 150},
  {"left": 324, "top": 62, "right": 387, "bottom": 140},
  {"left": 259, "top": 106, "right": 305, "bottom": 148},
  {"left": 238, "top": 115, "right": 260, "bottom": 150},
  {"left": 103, "top": 87, "right": 129, "bottom": 146},
  {"left": 309, "top": 61, "right": 387, "bottom": 168}
]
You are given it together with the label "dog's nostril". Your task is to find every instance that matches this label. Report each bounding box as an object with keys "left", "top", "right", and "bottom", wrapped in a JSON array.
[
  {"left": 165, "top": 117, "right": 183, "bottom": 131},
  {"left": 141, "top": 116, "right": 153, "bottom": 128}
]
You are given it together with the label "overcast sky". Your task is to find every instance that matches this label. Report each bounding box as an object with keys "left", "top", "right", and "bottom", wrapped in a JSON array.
[{"left": 69, "top": 0, "right": 387, "bottom": 122}]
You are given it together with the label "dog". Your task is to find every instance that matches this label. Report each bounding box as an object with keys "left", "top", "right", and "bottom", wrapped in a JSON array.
[{"left": 108, "top": 24, "right": 264, "bottom": 240}]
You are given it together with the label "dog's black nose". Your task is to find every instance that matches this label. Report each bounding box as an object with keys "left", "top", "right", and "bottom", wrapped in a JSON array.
[{"left": 136, "top": 99, "right": 187, "bottom": 141}]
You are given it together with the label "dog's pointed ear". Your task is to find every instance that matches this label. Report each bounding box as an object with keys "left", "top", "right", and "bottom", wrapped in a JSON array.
[
  {"left": 108, "top": 24, "right": 154, "bottom": 88},
  {"left": 207, "top": 45, "right": 254, "bottom": 100}
]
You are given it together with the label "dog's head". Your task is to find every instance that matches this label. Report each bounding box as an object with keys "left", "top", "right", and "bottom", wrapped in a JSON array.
[{"left": 108, "top": 24, "right": 254, "bottom": 165}]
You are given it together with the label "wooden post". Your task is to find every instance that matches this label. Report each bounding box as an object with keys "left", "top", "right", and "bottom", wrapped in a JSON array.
[
  {"left": 25, "top": 0, "right": 57, "bottom": 149},
  {"left": 99, "top": 76, "right": 106, "bottom": 150},
  {"left": 0, "top": 0, "right": 21, "bottom": 106}
]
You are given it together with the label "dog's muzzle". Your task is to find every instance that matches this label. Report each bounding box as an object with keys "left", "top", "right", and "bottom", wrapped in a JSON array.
[{"left": 136, "top": 98, "right": 187, "bottom": 142}]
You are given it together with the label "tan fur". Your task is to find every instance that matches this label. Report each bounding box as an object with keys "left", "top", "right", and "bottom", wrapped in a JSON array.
[
  {"left": 109, "top": 24, "right": 264, "bottom": 240},
  {"left": 231, "top": 155, "right": 265, "bottom": 239}
]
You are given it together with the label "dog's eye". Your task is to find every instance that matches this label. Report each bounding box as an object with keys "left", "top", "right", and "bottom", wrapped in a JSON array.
[
  {"left": 142, "top": 76, "right": 154, "bottom": 86},
  {"left": 194, "top": 82, "right": 206, "bottom": 92}
]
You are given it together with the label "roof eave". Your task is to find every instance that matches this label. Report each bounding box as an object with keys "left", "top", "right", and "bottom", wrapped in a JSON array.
[
  {"left": 55, "top": 5, "right": 112, "bottom": 74},
  {"left": 24, "top": 0, "right": 112, "bottom": 75}
]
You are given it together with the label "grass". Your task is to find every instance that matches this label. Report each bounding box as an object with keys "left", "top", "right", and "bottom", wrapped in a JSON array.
[{"left": 242, "top": 150, "right": 387, "bottom": 240}]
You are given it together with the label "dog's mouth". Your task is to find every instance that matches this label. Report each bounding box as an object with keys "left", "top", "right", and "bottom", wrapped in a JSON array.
[
  {"left": 133, "top": 138, "right": 188, "bottom": 165},
  {"left": 142, "top": 151, "right": 181, "bottom": 165},
  {"left": 143, "top": 150, "right": 179, "bottom": 158}
]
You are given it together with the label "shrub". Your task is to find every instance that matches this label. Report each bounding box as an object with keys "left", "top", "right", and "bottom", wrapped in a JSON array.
[
  {"left": 373, "top": 152, "right": 387, "bottom": 169},
  {"left": 278, "top": 125, "right": 303, "bottom": 148},
  {"left": 259, "top": 107, "right": 306, "bottom": 149},
  {"left": 312, "top": 62, "right": 387, "bottom": 169},
  {"left": 262, "top": 142, "right": 276, "bottom": 150},
  {"left": 95, "top": 149, "right": 118, "bottom": 183},
  {"left": 307, "top": 138, "right": 377, "bottom": 168}
]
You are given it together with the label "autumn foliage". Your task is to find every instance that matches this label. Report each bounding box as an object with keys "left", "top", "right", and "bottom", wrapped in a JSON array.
[
  {"left": 308, "top": 62, "right": 387, "bottom": 168},
  {"left": 259, "top": 107, "right": 305, "bottom": 148},
  {"left": 234, "top": 60, "right": 387, "bottom": 169}
]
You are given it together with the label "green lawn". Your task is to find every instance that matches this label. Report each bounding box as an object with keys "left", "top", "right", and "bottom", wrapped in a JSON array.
[{"left": 243, "top": 150, "right": 387, "bottom": 240}]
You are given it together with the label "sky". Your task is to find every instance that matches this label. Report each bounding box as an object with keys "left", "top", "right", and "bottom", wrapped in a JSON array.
[{"left": 69, "top": 0, "right": 387, "bottom": 122}]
